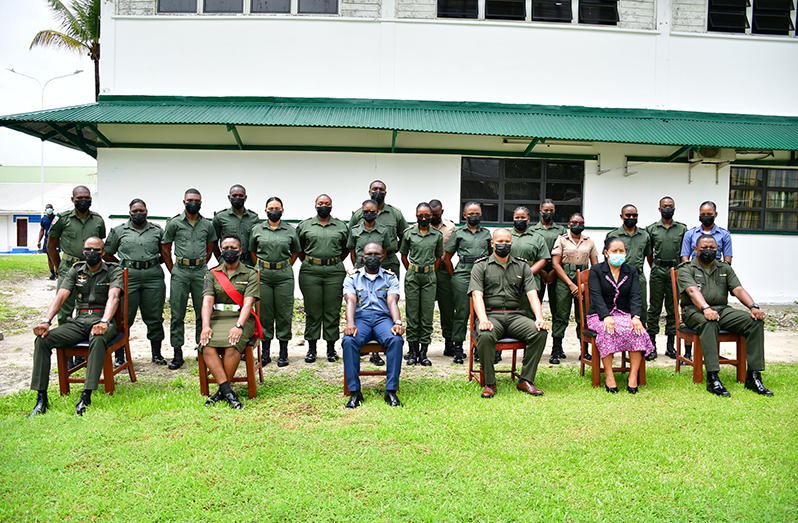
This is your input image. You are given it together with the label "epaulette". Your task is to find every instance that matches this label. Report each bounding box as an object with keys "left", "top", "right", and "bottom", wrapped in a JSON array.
[
  {"left": 514, "top": 257, "right": 528, "bottom": 263},
  {"left": 676, "top": 260, "right": 690, "bottom": 269},
  {"left": 474, "top": 256, "right": 489, "bottom": 264},
  {"left": 384, "top": 268, "right": 395, "bottom": 275},
  {"left": 348, "top": 268, "right": 358, "bottom": 275}
]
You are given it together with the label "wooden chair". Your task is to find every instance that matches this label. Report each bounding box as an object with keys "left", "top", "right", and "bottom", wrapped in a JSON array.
[
  {"left": 198, "top": 270, "right": 263, "bottom": 399},
  {"left": 56, "top": 268, "right": 137, "bottom": 395},
  {"left": 343, "top": 340, "right": 389, "bottom": 396},
  {"left": 576, "top": 269, "right": 646, "bottom": 388},
  {"left": 670, "top": 268, "right": 746, "bottom": 384},
  {"left": 468, "top": 296, "right": 524, "bottom": 387}
]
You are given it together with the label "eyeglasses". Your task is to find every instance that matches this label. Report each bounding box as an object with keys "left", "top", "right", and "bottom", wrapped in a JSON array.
[{"left": 83, "top": 247, "right": 103, "bottom": 253}]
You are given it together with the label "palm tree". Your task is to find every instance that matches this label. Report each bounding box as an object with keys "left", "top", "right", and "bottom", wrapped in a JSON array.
[{"left": 30, "top": 0, "right": 101, "bottom": 101}]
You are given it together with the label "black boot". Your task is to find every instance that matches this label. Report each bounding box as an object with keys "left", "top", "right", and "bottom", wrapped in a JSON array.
[
  {"left": 29, "top": 391, "right": 48, "bottom": 417},
  {"left": 277, "top": 340, "right": 289, "bottom": 367},
  {"left": 473, "top": 346, "right": 480, "bottom": 363},
  {"left": 706, "top": 371, "right": 730, "bottom": 397},
  {"left": 114, "top": 348, "right": 126, "bottom": 369},
  {"left": 646, "top": 333, "right": 658, "bottom": 361},
  {"left": 684, "top": 344, "right": 693, "bottom": 362},
  {"left": 582, "top": 345, "right": 592, "bottom": 362},
  {"left": 665, "top": 335, "right": 677, "bottom": 359},
  {"left": 452, "top": 342, "right": 465, "bottom": 364},
  {"left": 75, "top": 389, "right": 92, "bottom": 416},
  {"left": 261, "top": 340, "right": 272, "bottom": 366},
  {"left": 494, "top": 351, "right": 502, "bottom": 364},
  {"left": 443, "top": 338, "right": 454, "bottom": 357},
  {"left": 406, "top": 342, "right": 419, "bottom": 366},
  {"left": 168, "top": 347, "right": 184, "bottom": 370},
  {"left": 327, "top": 341, "right": 339, "bottom": 362},
  {"left": 75, "top": 356, "right": 86, "bottom": 366},
  {"left": 418, "top": 343, "right": 432, "bottom": 366},
  {"left": 369, "top": 352, "right": 385, "bottom": 366},
  {"left": 745, "top": 371, "right": 774, "bottom": 396},
  {"left": 549, "top": 338, "right": 562, "bottom": 364},
  {"left": 151, "top": 340, "right": 167, "bottom": 365},
  {"left": 305, "top": 340, "right": 317, "bottom": 363},
  {"left": 67, "top": 356, "right": 75, "bottom": 370}
]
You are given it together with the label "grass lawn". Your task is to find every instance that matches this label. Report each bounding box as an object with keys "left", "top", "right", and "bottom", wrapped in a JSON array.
[
  {"left": 1, "top": 365, "right": 796, "bottom": 522},
  {"left": 0, "top": 255, "right": 49, "bottom": 334}
]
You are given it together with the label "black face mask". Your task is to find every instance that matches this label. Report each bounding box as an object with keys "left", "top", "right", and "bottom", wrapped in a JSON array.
[
  {"left": 221, "top": 250, "right": 240, "bottom": 264},
  {"left": 623, "top": 218, "right": 638, "bottom": 229},
  {"left": 466, "top": 215, "right": 481, "bottom": 226},
  {"left": 660, "top": 208, "right": 675, "bottom": 220},
  {"left": 266, "top": 210, "right": 282, "bottom": 222},
  {"left": 185, "top": 201, "right": 201, "bottom": 215},
  {"left": 74, "top": 200, "right": 91, "bottom": 213},
  {"left": 230, "top": 197, "right": 245, "bottom": 210},
  {"left": 417, "top": 218, "right": 431, "bottom": 227},
  {"left": 494, "top": 243, "right": 512, "bottom": 258},
  {"left": 699, "top": 215, "right": 715, "bottom": 227},
  {"left": 130, "top": 212, "right": 147, "bottom": 226},
  {"left": 698, "top": 249, "right": 717, "bottom": 263},
  {"left": 363, "top": 211, "right": 377, "bottom": 223},
  {"left": 570, "top": 223, "right": 585, "bottom": 235},
  {"left": 83, "top": 251, "right": 102, "bottom": 266},
  {"left": 363, "top": 255, "right": 382, "bottom": 273},
  {"left": 513, "top": 219, "right": 528, "bottom": 232},
  {"left": 370, "top": 191, "right": 385, "bottom": 204},
  {"left": 541, "top": 212, "right": 554, "bottom": 223},
  {"left": 316, "top": 206, "right": 331, "bottom": 218},
  {"left": 430, "top": 217, "right": 442, "bottom": 226}
]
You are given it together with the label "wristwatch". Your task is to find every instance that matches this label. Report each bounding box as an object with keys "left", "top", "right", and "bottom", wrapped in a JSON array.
[
  {"left": 41, "top": 318, "right": 52, "bottom": 325},
  {"left": 99, "top": 318, "right": 109, "bottom": 324},
  {"left": 748, "top": 303, "right": 760, "bottom": 310},
  {"left": 235, "top": 322, "right": 243, "bottom": 329},
  {"left": 701, "top": 304, "right": 711, "bottom": 311},
  {"left": 394, "top": 319, "right": 403, "bottom": 326}
]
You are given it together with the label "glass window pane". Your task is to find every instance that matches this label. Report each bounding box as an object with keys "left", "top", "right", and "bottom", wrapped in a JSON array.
[
  {"left": 532, "top": 0, "right": 572, "bottom": 21},
  {"left": 729, "top": 210, "right": 761, "bottom": 229},
  {"left": 486, "top": 0, "right": 526, "bottom": 20},
  {"left": 158, "top": 0, "right": 198, "bottom": 12},
  {"left": 765, "top": 212, "right": 798, "bottom": 230},
  {"left": 462, "top": 158, "right": 500, "bottom": 179},
  {"left": 505, "top": 159, "right": 542, "bottom": 180},
  {"left": 204, "top": 0, "right": 243, "bottom": 11},
  {"left": 767, "top": 191, "right": 798, "bottom": 209},
  {"left": 478, "top": 203, "right": 499, "bottom": 223},
  {"left": 545, "top": 183, "right": 582, "bottom": 202},
  {"left": 767, "top": 169, "right": 798, "bottom": 188},
  {"left": 729, "top": 189, "right": 761, "bottom": 208},
  {"left": 731, "top": 167, "right": 765, "bottom": 186},
  {"left": 462, "top": 180, "right": 500, "bottom": 200},
  {"left": 556, "top": 204, "right": 582, "bottom": 226},
  {"left": 438, "top": 0, "right": 479, "bottom": 17},
  {"left": 545, "top": 161, "right": 583, "bottom": 180},
  {"left": 298, "top": 0, "right": 337, "bottom": 13},
  {"left": 505, "top": 181, "right": 541, "bottom": 200},
  {"left": 252, "top": 0, "right": 290, "bottom": 11},
  {"left": 579, "top": 0, "right": 618, "bottom": 25}
]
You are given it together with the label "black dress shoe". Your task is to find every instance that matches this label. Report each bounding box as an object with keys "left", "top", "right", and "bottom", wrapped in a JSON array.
[
  {"left": 745, "top": 371, "right": 774, "bottom": 396},
  {"left": 29, "top": 391, "right": 48, "bottom": 418},
  {"left": 75, "top": 390, "right": 92, "bottom": 416},
  {"left": 605, "top": 385, "right": 619, "bottom": 394},
  {"left": 370, "top": 352, "right": 385, "bottom": 366},
  {"left": 549, "top": 351, "right": 560, "bottom": 365},
  {"left": 384, "top": 390, "right": 401, "bottom": 407},
  {"left": 627, "top": 382, "right": 638, "bottom": 394},
  {"left": 223, "top": 390, "right": 243, "bottom": 410},
  {"left": 168, "top": 347, "right": 184, "bottom": 370},
  {"left": 345, "top": 391, "right": 364, "bottom": 409},
  {"left": 706, "top": 371, "right": 730, "bottom": 397},
  {"left": 204, "top": 389, "right": 223, "bottom": 407}
]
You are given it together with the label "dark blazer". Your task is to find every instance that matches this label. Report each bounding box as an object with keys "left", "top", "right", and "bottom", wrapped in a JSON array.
[{"left": 586, "top": 261, "right": 642, "bottom": 319}]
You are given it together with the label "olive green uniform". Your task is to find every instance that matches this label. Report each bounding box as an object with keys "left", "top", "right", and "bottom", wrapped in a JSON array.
[
  {"left": 445, "top": 225, "right": 493, "bottom": 342},
  {"left": 677, "top": 258, "right": 764, "bottom": 372},
  {"left": 163, "top": 211, "right": 218, "bottom": 349},
  {"left": 510, "top": 228, "right": 550, "bottom": 317},
  {"left": 433, "top": 218, "right": 457, "bottom": 341},
  {"left": 31, "top": 261, "right": 122, "bottom": 391},
  {"left": 249, "top": 221, "right": 301, "bottom": 341},
  {"left": 213, "top": 206, "right": 260, "bottom": 266},
  {"left": 607, "top": 226, "right": 652, "bottom": 325},
  {"left": 468, "top": 255, "right": 547, "bottom": 385},
  {"left": 350, "top": 203, "right": 408, "bottom": 274},
  {"left": 645, "top": 219, "right": 688, "bottom": 338},
  {"left": 296, "top": 215, "right": 349, "bottom": 342},
  {"left": 529, "top": 222, "right": 567, "bottom": 320},
  {"left": 200, "top": 263, "right": 259, "bottom": 353},
  {"left": 400, "top": 225, "right": 444, "bottom": 344},
  {"left": 347, "top": 223, "right": 390, "bottom": 269},
  {"left": 47, "top": 209, "right": 107, "bottom": 326}
]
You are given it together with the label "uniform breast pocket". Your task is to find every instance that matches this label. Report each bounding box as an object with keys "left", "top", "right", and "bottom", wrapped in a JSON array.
[
  {"left": 176, "top": 230, "right": 191, "bottom": 242},
  {"left": 94, "top": 283, "right": 110, "bottom": 303},
  {"left": 376, "top": 289, "right": 388, "bottom": 299},
  {"left": 62, "top": 229, "right": 77, "bottom": 241}
]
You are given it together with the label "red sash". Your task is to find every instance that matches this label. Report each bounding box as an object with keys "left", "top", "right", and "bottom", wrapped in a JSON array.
[{"left": 212, "top": 269, "right": 263, "bottom": 339}]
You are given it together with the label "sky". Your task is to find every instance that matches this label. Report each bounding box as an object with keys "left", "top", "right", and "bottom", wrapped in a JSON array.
[{"left": 0, "top": 0, "right": 97, "bottom": 167}]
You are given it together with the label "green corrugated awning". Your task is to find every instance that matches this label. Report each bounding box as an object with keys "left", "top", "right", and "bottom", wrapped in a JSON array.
[{"left": 2, "top": 95, "right": 798, "bottom": 159}]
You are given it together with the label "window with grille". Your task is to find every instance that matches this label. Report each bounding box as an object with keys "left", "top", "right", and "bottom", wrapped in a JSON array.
[{"left": 729, "top": 167, "right": 798, "bottom": 232}]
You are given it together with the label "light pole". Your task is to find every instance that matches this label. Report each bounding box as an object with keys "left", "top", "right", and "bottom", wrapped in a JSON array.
[{"left": 6, "top": 68, "right": 83, "bottom": 223}]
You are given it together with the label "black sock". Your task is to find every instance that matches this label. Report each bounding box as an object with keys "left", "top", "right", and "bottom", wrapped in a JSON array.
[{"left": 219, "top": 381, "right": 232, "bottom": 395}]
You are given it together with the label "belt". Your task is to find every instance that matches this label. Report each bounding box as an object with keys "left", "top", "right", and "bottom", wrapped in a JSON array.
[
  {"left": 62, "top": 254, "right": 81, "bottom": 264},
  {"left": 77, "top": 308, "right": 103, "bottom": 315},
  {"left": 213, "top": 304, "right": 241, "bottom": 312},
  {"left": 655, "top": 259, "right": 678, "bottom": 267},
  {"left": 306, "top": 256, "right": 340, "bottom": 266},
  {"left": 259, "top": 259, "right": 291, "bottom": 270},
  {"left": 176, "top": 256, "right": 205, "bottom": 267},
  {"left": 487, "top": 308, "right": 520, "bottom": 312},
  {"left": 122, "top": 259, "right": 159, "bottom": 270},
  {"left": 409, "top": 263, "right": 433, "bottom": 274},
  {"left": 460, "top": 256, "right": 480, "bottom": 264},
  {"left": 564, "top": 263, "right": 588, "bottom": 271}
]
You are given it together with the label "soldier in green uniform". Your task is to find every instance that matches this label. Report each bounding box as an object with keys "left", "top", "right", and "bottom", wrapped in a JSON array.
[
  {"left": 349, "top": 180, "right": 408, "bottom": 275},
  {"left": 607, "top": 204, "right": 652, "bottom": 331},
  {"left": 105, "top": 199, "right": 167, "bottom": 367},
  {"left": 510, "top": 205, "right": 549, "bottom": 311},
  {"left": 249, "top": 196, "right": 301, "bottom": 368},
  {"left": 468, "top": 228, "right": 549, "bottom": 398},
  {"left": 678, "top": 234, "right": 773, "bottom": 397},
  {"left": 199, "top": 233, "right": 260, "bottom": 410},
  {"left": 297, "top": 194, "right": 350, "bottom": 364},
  {"left": 347, "top": 199, "right": 390, "bottom": 269},
  {"left": 28, "top": 237, "right": 122, "bottom": 417},
  {"left": 212, "top": 184, "right": 260, "bottom": 267},
  {"left": 645, "top": 196, "right": 688, "bottom": 360},
  {"left": 443, "top": 202, "right": 493, "bottom": 364},
  {"left": 429, "top": 199, "right": 457, "bottom": 357},
  {"left": 162, "top": 188, "right": 218, "bottom": 370},
  {"left": 400, "top": 202, "right": 444, "bottom": 366}
]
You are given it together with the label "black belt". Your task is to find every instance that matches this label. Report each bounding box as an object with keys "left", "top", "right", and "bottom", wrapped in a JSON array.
[
  {"left": 62, "top": 254, "right": 81, "bottom": 264},
  {"left": 122, "top": 259, "right": 159, "bottom": 270},
  {"left": 655, "top": 259, "right": 678, "bottom": 267},
  {"left": 306, "top": 256, "right": 340, "bottom": 266},
  {"left": 259, "top": 259, "right": 291, "bottom": 270},
  {"left": 487, "top": 308, "right": 520, "bottom": 312},
  {"left": 409, "top": 263, "right": 433, "bottom": 274},
  {"left": 176, "top": 256, "right": 205, "bottom": 267},
  {"left": 460, "top": 256, "right": 480, "bottom": 264},
  {"left": 564, "top": 263, "right": 588, "bottom": 271}
]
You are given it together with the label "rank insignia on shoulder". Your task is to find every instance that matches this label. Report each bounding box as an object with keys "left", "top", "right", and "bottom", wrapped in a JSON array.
[
  {"left": 348, "top": 268, "right": 358, "bottom": 275},
  {"left": 515, "top": 257, "right": 528, "bottom": 263},
  {"left": 384, "top": 268, "right": 395, "bottom": 275},
  {"left": 474, "top": 256, "right": 488, "bottom": 263}
]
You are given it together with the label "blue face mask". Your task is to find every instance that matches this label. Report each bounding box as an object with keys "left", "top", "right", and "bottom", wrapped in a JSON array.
[{"left": 608, "top": 254, "right": 626, "bottom": 267}]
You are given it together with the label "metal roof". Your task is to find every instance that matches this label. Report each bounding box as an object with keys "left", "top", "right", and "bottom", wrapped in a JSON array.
[{"left": 2, "top": 96, "right": 797, "bottom": 158}]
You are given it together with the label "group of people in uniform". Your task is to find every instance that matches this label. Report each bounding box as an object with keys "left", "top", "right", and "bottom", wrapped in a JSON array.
[{"left": 26, "top": 183, "right": 774, "bottom": 416}]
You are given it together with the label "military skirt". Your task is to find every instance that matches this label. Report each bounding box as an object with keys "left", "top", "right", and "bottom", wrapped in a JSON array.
[{"left": 200, "top": 310, "right": 257, "bottom": 354}]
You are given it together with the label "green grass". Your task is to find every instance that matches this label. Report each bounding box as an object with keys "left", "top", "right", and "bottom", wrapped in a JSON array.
[
  {"left": 0, "top": 255, "right": 49, "bottom": 333},
  {"left": 1, "top": 365, "right": 797, "bottom": 522},
  {"left": 0, "top": 254, "right": 49, "bottom": 281}
]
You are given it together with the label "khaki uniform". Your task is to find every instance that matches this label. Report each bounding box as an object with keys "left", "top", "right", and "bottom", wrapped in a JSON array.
[
  {"left": 529, "top": 222, "right": 567, "bottom": 321},
  {"left": 347, "top": 223, "right": 390, "bottom": 269},
  {"left": 433, "top": 218, "right": 457, "bottom": 341},
  {"left": 200, "top": 263, "right": 259, "bottom": 353},
  {"left": 212, "top": 206, "right": 261, "bottom": 266},
  {"left": 350, "top": 203, "right": 408, "bottom": 274},
  {"left": 445, "top": 225, "right": 493, "bottom": 343},
  {"left": 468, "top": 255, "right": 547, "bottom": 385},
  {"left": 551, "top": 233, "right": 598, "bottom": 339},
  {"left": 400, "top": 225, "right": 444, "bottom": 344},
  {"left": 31, "top": 261, "right": 122, "bottom": 391},
  {"left": 645, "top": 219, "right": 688, "bottom": 338},
  {"left": 607, "top": 226, "right": 652, "bottom": 325}
]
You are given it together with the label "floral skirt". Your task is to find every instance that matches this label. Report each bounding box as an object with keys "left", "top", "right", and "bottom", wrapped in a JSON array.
[{"left": 586, "top": 310, "right": 654, "bottom": 359}]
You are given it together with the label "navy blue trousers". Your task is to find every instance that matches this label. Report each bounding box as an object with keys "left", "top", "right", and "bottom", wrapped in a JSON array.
[{"left": 342, "top": 309, "right": 403, "bottom": 392}]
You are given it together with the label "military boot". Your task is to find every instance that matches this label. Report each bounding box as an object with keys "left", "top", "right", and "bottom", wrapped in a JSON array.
[
  {"left": 418, "top": 343, "right": 432, "bottom": 366},
  {"left": 406, "top": 342, "right": 419, "bottom": 366},
  {"left": 151, "top": 340, "right": 167, "bottom": 365},
  {"left": 305, "top": 340, "right": 317, "bottom": 363},
  {"left": 277, "top": 340, "right": 289, "bottom": 367},
  {"left": 168, "top": 347, "right": 184, "bottom": 370},
  {"left": 261, "top": 340, "right": 272, "bottom": 366},
  {"left": 452, "top": 342, "right": 465, "bottom": 364},
  {"left": 114, "top": 348, "right": 126, "bottom": 369},
  {"left": 327, "top": 341, "right": 339, "bottom": 362}
]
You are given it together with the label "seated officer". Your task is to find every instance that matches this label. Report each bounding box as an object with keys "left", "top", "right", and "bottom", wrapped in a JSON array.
[
  {"left": 677, "top": 234, "right": 772, "bottom": 397},
  {"left": 341, "top": 242, "right": 405, "bottom": 409},
  {"left": 29, "top": 237, "right": 123, "bottom": 417},
  {"left": 469, "top": 228, "right": 550, "bottom": 398}
]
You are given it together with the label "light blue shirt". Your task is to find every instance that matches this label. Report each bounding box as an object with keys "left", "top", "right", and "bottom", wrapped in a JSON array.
[
  {"left": 680, "top": 224, "right": 733, "bottom": 259},
  {"left": 343, "top": 267, "right": 400, "bottom": 316}
]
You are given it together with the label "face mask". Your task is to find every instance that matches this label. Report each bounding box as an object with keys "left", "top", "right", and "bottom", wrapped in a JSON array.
[
  {"left": 660, "top": 208, "right": 675, "bottom": 219},
  {"left": 417, "top": 218, "right": 431, "bottom": 227},
  {"left": 370, "top": 191, "right": 385, "bottom": 204},
  {"left": 698, "top": 249, "right": 717, "bottom": 263},
  {"left": 623, "top": 218, "right": 638, "bottom": 229},
  {"left": 513, "top": 219, "right": 528, "bottom": 232},
  {"left": 494, "top": 243, "right": 512, "bottom": 257},
  {"left": 699, "top": 215, "right": 715, "bottom": 227},
  {"left": 316, "top": 206, "right": 331, "bottom": 218},
  {"left": 266, "top": 210, "right": 282, "bottom": 222},
  {"left": 130, "top": 212, "right": 147, "bottom": 226},
  {"left": 74, "top": 200, "right": 91, "bottom": 213},
  {"left": 363, "top": 255, "right": 382, "bottom": 273},
  {"left": 430, "top": 217, "right": 441, "bottom": 226},
  {"left": 363, "top": 211, "right": 377, "bottom": 223},
  {"left": 221, "top": 250, "right": 240, "bottom": 264},
  {"left": 83, "top": 251, "right": 102, "bottom": 266},
  {"left": 541, "top": 212, "right": 554, "bottom": 223},
  {"left": 608, "top": 253, "right": 626, "bottom": 267},
  {"left": 570, "top": 223, "right": 585, "bottom": 235},
  {"left": 466, "top": 215, "right": 481, "bottom": 226},
  {"left": 185, "top": 201, "right": 201, "bottom": 215},
  {"left": 230, "top": 197, "right": 245, "bottom": 210},
  {"left": 45, "top": 208, "right": 54, "bottom": 215}
]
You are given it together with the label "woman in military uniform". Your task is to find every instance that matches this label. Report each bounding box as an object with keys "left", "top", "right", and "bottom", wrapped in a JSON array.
[
  {"left": 249, "top": 196, "right": 301, "bottom": 368},
  {"left": 347, "top": 199, "right": 390, "bottom": 269},
  {"left": 199, "top": 233, "right": 259, "bottom": 410}
]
